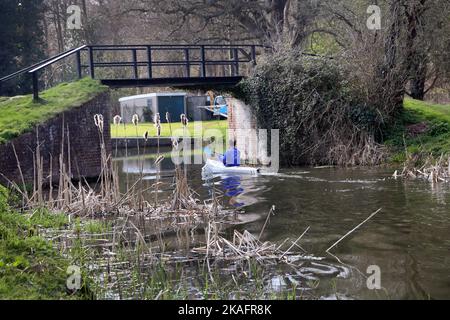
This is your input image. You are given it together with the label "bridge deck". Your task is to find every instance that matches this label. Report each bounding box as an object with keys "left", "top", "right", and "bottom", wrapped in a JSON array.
[{"left": 100, "top": 76, "right": 244, "bottom": 89}]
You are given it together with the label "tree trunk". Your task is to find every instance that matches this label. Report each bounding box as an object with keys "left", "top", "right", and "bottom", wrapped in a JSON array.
[
  {"left": 405, "top": 0, "right": 429, "bottom": 100},
  {"left": 270, "top": 0, "right": 288, "bottom": 30},
  {"left": 376, "top": 0, "right": 407, "bottom": 117},
  {"left": 409, "top": 59, "right": 427, "bottom": 100}
]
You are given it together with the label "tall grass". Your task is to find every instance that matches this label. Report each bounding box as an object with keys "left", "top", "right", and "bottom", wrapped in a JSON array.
[{"left": 4, "top": 112, "right": 331, "bottom": 301}]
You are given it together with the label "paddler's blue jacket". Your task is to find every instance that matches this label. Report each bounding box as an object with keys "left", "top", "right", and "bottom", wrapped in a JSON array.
[{"left": 219, "top": 147, "right": 241, "bottom": 167}]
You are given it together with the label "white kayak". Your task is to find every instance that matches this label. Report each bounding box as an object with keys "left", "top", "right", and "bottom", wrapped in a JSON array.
[{"left": 202, "top": 159, "right": 260, "bottom": 176}]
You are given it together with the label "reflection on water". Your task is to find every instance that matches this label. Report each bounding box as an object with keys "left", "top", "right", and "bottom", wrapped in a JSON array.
[
  {"left": 221, "top": 176, "right": 245, "bottom": 208},
  {"left": 122, "top": 158, "right": 159, "bottom": 175},
  {"left": 113, "top": 148, "right": 450, "bottom": 300}
]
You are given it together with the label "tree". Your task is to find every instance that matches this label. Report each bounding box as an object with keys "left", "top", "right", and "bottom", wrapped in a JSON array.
[
  {"left": 121, "top": 0, "right": 325, "bottom": 47},
  {"left": 0, "top": 1, "right": 20, "bottom": 95},
  {"left": 0, "top": 0, "right": 46, "bottom": 95},
  {"left": 405, "top": 0, "right": 450, "bottom": 100}
]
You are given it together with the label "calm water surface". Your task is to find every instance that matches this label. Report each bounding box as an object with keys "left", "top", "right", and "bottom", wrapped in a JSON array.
[{"left": 113, "top": 148, "right": 450, "bottom": 299}]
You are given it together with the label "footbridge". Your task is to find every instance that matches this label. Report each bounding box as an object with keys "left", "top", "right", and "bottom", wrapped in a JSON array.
[{"left": 0, "top": 44, "right": 267, "bottom": 101}]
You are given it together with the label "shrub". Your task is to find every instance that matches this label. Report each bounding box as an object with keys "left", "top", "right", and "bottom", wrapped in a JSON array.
[
  {"left": 142, "top": 107, "right": 154, "bottom": 123},
  {"left": 238, "top": 48, "right": 385, "bottom": 166}
]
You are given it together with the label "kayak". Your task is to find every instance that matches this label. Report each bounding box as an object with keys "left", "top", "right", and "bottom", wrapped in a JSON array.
[{"left": 202, "top": 159, "right": 260, "bottom": 176}]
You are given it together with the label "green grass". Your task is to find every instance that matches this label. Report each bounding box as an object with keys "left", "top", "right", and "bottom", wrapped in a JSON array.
[
  {"left": 0, "top": 185, "right": 85, "bottom": 299},
  {"left": 81, "top": 219, "right": 112, "bottom": 234},
  {"left": 404, "top": 98, "right": 450, "bottom": 122},
  {"left": 111, "top": 120, "right": 228, "bottom": 139},
  {"left": 0, "top": 78, "right": 108, "bottom": 144},
  {"left": 384, "top": 98, "right": 450, "bottom": 163}
]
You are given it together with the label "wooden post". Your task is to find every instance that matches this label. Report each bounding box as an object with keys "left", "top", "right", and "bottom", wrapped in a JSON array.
[
  {"left": 146, "top": 46, "right": 153, "bottom": 78},
  {"left": 229, "top": 48, "right": 234, "bottom": 76},
  {"left": 184, "top": 48, "right": 191, "bottom": 77},
  {"left": 76, "top": 50, "right": 82, "bottom": 79},
  {"left": 88, "top": 46, "right": 95, "bottom": 78},
  {"left": 251, "top": 45, "right": 257, "bottom": 66},
  {"left": 32, "top": 72, "right": 39, "bottom": 101},
  {"left": 132, "top": 49, "right": 138, "bottom": 79},
  {"left": 233, "top": 48, "right": 239, "bottom": 76}
]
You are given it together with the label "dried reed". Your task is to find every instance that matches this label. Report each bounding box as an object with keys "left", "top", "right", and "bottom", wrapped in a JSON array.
[{"left": 394, "top": 153, "right": 450, "bottom": 183}]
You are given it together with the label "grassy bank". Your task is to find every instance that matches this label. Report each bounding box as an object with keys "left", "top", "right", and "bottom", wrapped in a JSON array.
[
  {"left": 385, "top": 98, "right": 450, "bottom": 163},
  {"left": 0, "top": 185, "right": 83, "bottom": 299},
  {"left": 0, "top": 78, "right": 108, "bottom": 144},
  {"left": 111, "top": 120, "right": 228, "bottom": 139}
]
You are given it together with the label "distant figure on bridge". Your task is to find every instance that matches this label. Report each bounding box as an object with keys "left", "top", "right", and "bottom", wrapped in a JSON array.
[{"left": 219, "top": 140, "right": 241, "bottom": 167}]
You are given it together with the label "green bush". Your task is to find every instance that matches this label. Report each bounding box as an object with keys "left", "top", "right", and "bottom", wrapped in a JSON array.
[
  {"left": 238, "top": 49, "right": 383, "bottom": 165},
  {"left": 142, "top": 107, "right": 154, "bottom": 123}
]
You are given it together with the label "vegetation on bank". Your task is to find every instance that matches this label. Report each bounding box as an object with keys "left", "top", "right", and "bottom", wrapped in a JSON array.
[
  {"left": 111, "top": 120, "right": 228, "bottom": 139},
  {"left": 385, "top": 99, "right": 450, "bottom": 164},
  {"left": 0, "top": 78, "right": 108, "bottom": 144},
  {"left": 0, "top": 185, "right": 82, "bottom": 299}
]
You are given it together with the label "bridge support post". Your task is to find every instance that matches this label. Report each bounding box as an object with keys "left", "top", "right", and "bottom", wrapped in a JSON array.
[
  {"left": 201, "top": 45, "right": 206, "bottom": 77},
  {"left": 184, "top": 48, "right": 191, "bottom": 77},
  {"left": 146, "top": 46, "right": 153, "bottom": 78},
  {"left": 132, "top": 49, "right": 138, "bottom": 79},
  {"left": 76, "top": 50, "right": 82, "bottom": 79},
  {"left": 88, "top": 47, "right": 95, "bottom": 78},
  {"left": 32, "top": 72, "right": 39, "bottom": 102}
]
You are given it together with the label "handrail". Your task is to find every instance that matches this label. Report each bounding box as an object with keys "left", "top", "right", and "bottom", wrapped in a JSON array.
[
  {"left": 0, "top": 45, "right": 87, "bottom": 101},
  {"left": 84, "top": 44, "right": 264, "bottom": 79},
  {"left": 0, "top": 45, "right": 86, "bottom": 82},
  {"left": 86, "top": 44, "right": 268, "bottom": 48},
  {"left": 28, "top": 45, "right": 86, "bottom": 101}
]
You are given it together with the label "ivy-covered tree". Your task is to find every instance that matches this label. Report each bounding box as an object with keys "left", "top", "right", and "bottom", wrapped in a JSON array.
[{"left": 0, "top": 0, "right": 46, "bottom": 96}]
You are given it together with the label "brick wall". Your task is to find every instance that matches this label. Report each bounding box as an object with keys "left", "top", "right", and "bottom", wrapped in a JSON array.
[
  {"left": 0, "top": 92, "right": 111, "bottom": 185},
  {"left": 227, "top": 98, "right": 270, "bottom": 165}
]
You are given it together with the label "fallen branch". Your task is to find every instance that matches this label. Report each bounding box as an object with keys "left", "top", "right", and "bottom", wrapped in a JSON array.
[
  {"left": 326, "top": 208, "right": 382, "bottom": 253},
  {"left": 280, "top": 226, "right": 310, "bottom": 259}
]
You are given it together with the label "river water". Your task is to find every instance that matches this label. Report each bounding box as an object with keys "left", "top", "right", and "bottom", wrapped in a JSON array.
[{"left": 113, "top": 147, "right": 450, "bottom": 300}]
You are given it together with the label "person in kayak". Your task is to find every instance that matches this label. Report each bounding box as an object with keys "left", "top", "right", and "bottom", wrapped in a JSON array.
[{"left": 219, "top": 140, "right": 241, "bottom": 167}]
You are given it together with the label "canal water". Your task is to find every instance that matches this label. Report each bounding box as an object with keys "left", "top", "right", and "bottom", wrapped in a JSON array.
[{"left": 113, "top": 147, "right": 450, "bottom": 300}]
